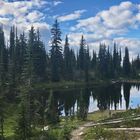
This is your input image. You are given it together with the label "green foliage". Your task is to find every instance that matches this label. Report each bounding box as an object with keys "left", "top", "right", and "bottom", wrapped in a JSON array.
[
  {"left": 15, "top": 104, "right": 31, "bottom": 140},
  {"left": 84, "top": 126, "right": 139, "bottom": 140},
  {"left": 63, "top": 35, "right": 75, "bottom": 81},
  {"left": 44, "top": 127, "right": 70, "bottom": 140},
  {"left": 123, "top": 47, "right": 131, "bottom": 76},
  {"left": 84, "top": 126, "right": 112, "bottom": 140},
  {"left": 50, "top": 20, "right": 63, "bottom": 82}
]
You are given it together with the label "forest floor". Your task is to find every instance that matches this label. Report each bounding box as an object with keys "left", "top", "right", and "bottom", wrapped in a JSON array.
[{"left": 71, "top": 109, "right": 140, "bottom": 140}]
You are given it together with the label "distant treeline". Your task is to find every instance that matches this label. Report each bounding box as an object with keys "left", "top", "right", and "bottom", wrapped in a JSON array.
[{"left": 0, "top": 20, "right": 140, "bottom": 88}]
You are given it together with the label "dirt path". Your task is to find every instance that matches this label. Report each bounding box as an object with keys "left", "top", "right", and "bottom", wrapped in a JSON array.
[
  {"left": 71, "top": 126, "right": 85, "bottom": 140},
  {"left": 70, "top": 116, "right": 140, "bottom": 140},
  {"left": 107, "top": 128, "right": 140, "bottom": 131}
]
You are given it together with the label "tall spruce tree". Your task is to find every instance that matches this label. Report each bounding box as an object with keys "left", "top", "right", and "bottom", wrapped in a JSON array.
[
  {"left": 79, "top": 35, "right": 86, "bottom": 71},
  {"left": 64, "top": 35, "right": 74, "bottom": 80},
  {"left": 123, "top": 47, "right": 131, "bottom": 76},
  {"left": 98, "top": 44, "right": 107, "bottom": 79},
  {"left": 91, "top": 50, "right": 97, "bottom": 70},
  {"left": 33, "top": 29, "right": 47, "bottom": 82},
  {"left": 15, "top": 28, "right": 22, "bottom": 84},
  {"left": 50, "top": 20, "right": 63, "bottom": 82},
  {"left": 19, "top": 27, "right": 36, "bottom": 138},
  {"left": 84, "top": 46, "right": 90, "bottom": 82},
  {"left": 17, "top": 90, "right": 32, "bottom": 140},
  {"left": 0, "top": 26, "right": 7, "bottom": 87},
  {"left": 7, "top": 26, "right": 19, "bottom": 100},
  {"left": 22, "top": 26, "right": 36, "bottom": 85},
  {"left": 8, "top": 26, "right": 16, "bottom": 89},
  {"left": 0, "top": 27, "right": 7, "bottom": 140},
  {"left": 19, "top": 32, "right": 27, "bottom": 81}
]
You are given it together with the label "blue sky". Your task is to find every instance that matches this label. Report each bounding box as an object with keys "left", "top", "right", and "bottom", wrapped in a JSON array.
[{"left": 1, "top": 0, "right": 140, "bottom": 57}]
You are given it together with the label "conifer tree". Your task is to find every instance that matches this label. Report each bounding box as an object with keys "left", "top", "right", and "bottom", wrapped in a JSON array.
[
  {"left": 50, "top": 20, "right": 63, "bottom": 82},
  {"left": 0, "top": 26, "right": 7, "bottom": 87},
  {"left": 91, "top": 50, "right": 97, "bottom": 70},
  {"left": 64, "top": 35, "right": 74, "bottom": 80},
  {"left": 8, "top": 26, "right": 16, "bottom": 89},
  {"left": 123, "top": 47, "right": 131, "bottom": 76},
  {"left": 19, "top": 32, "right": 27, "bottom": 81},
  {"left": 98, "top": 44, "right": 107, "bottom": 78},
  {"left": 22, "top": 26, "right": 36, "bottom": 85},
  {"left": 79, "top": 35, "right": 86, "bottom": 71},
  {"left": 15, "top": 28, "right": 22, "bottom": 84},
  {"left": 84, "top": 46, "right": 90, "bottom": 82},
  {"left": 33, "top": 29, "right": 47, "bottom": 82},
  {"left": 16, "top": 101, "right": 31, "bottom": 140}
]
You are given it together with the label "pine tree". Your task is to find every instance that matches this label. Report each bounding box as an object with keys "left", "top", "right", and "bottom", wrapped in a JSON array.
[
  {"left": 33, "top": 29, "right": 47, "bottom": 82},
  {"left": 22, "top": 26, "right": 36, "bottom": 85},
  {"left": 0, "top": 27, "right": 7, "bottom": 140},
  {"left": 20, "top": 27, "right": 36, "bottom": 137},
  {"left": 84, "top": 46, "right": 90, "bottom": 82},
  {"left": 19, "top": 32, "right": 27, "bottom": 81},
  {"left": 16, "top": 101, "right": 31, "bottom": 140},
  {"left": 8, "top": 26, "right": 17, "bottom": 98},
  {"left": 91, "top": 50, "right": 97, "bottom": 70},
  {"left": 16, "top": 87, "right": 33, "bottom": 140},
  {"left": 64, "top": 35, "right": 74, "bottom": 80},
  {"left": 79, "top": 35, "right": 86, "bottom": 71},
  {"left": 15, "top": 28, "right": 22, "bottom": 84},
  {"left": 106, "top": 46, "right": 113, "bottom": 78},
  {"left": 123, "top": 47, "right": 131, "bottom": 76},
  {"left": 50, "top": 20, "right": 63, "bottom": 82},
  {"left": 0, "top": 26, "right": 7, "bottom": 87},
  {"left": 70, "top": 49, "right": 76, "bottom": 80},
  {"left": 113, "top": 43, "right": 118, "bottom": 76},
  {"left": 98, "top": 44, "right": 107, "bottom": 79}
]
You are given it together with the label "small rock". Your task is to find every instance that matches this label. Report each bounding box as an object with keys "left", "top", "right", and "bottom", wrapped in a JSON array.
[{"left": 78, "top": 132, "right": 84, "bottom": 136}]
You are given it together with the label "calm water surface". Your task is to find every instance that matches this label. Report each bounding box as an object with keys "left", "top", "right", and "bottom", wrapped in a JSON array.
[{"left": 37, "top": 83, "right": 140, "bottom": 117}]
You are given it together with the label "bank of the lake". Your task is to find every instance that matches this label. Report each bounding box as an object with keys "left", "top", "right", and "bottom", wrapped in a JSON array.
[{"left": 34, "top": 78, "right": 140, "bottom": 91}]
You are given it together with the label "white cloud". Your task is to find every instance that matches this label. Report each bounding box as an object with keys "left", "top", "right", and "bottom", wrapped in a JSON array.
[
  {"left": 53, "top": 1, "right": 63, "bottom": 6},
  {"left": 0, "top": 0, "right": 51, "bottom": 44},
  {"left": 58, "top": 10, "right": 86, "bottom": 22},
  {"left": 26, "top": 11, "right": 44, "bottom": 23},
  {"left": 72, "top": 1, "right": 140, "bottom": 36},
  {"left": 68, "top": 1, "right": 140, "bottom": 57},
  {"left": 0, "top": 17, "right": 11, "bottom": 25}
]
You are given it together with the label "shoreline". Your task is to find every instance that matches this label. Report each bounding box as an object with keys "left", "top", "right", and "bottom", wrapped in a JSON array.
[{"left": 34, "top": 79, "right": 140, "bottom": 90}]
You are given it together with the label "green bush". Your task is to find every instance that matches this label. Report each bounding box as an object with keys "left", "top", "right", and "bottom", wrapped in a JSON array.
[{"left": 84, "top": 126, "right": 112, "bottom": 140}]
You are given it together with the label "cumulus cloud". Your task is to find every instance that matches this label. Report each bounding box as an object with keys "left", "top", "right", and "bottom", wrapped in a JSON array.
[
  {"left": 68, "top": 1, "right": 140, "bottom": 57},
  {"left": 72, "top": 1, "right": 140, "bottom": 36},
  {"left": 58, "top": 10, "right": 86, "bottom": 22},
  {"left": 26, "top": 11, "right": 44, "bottom": 23},
  {"left": 53, "top": 1, "right": 63, "bottom": 6},
  {"left": 0, "top": 0, "right": 54, "bottom": 43}
]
